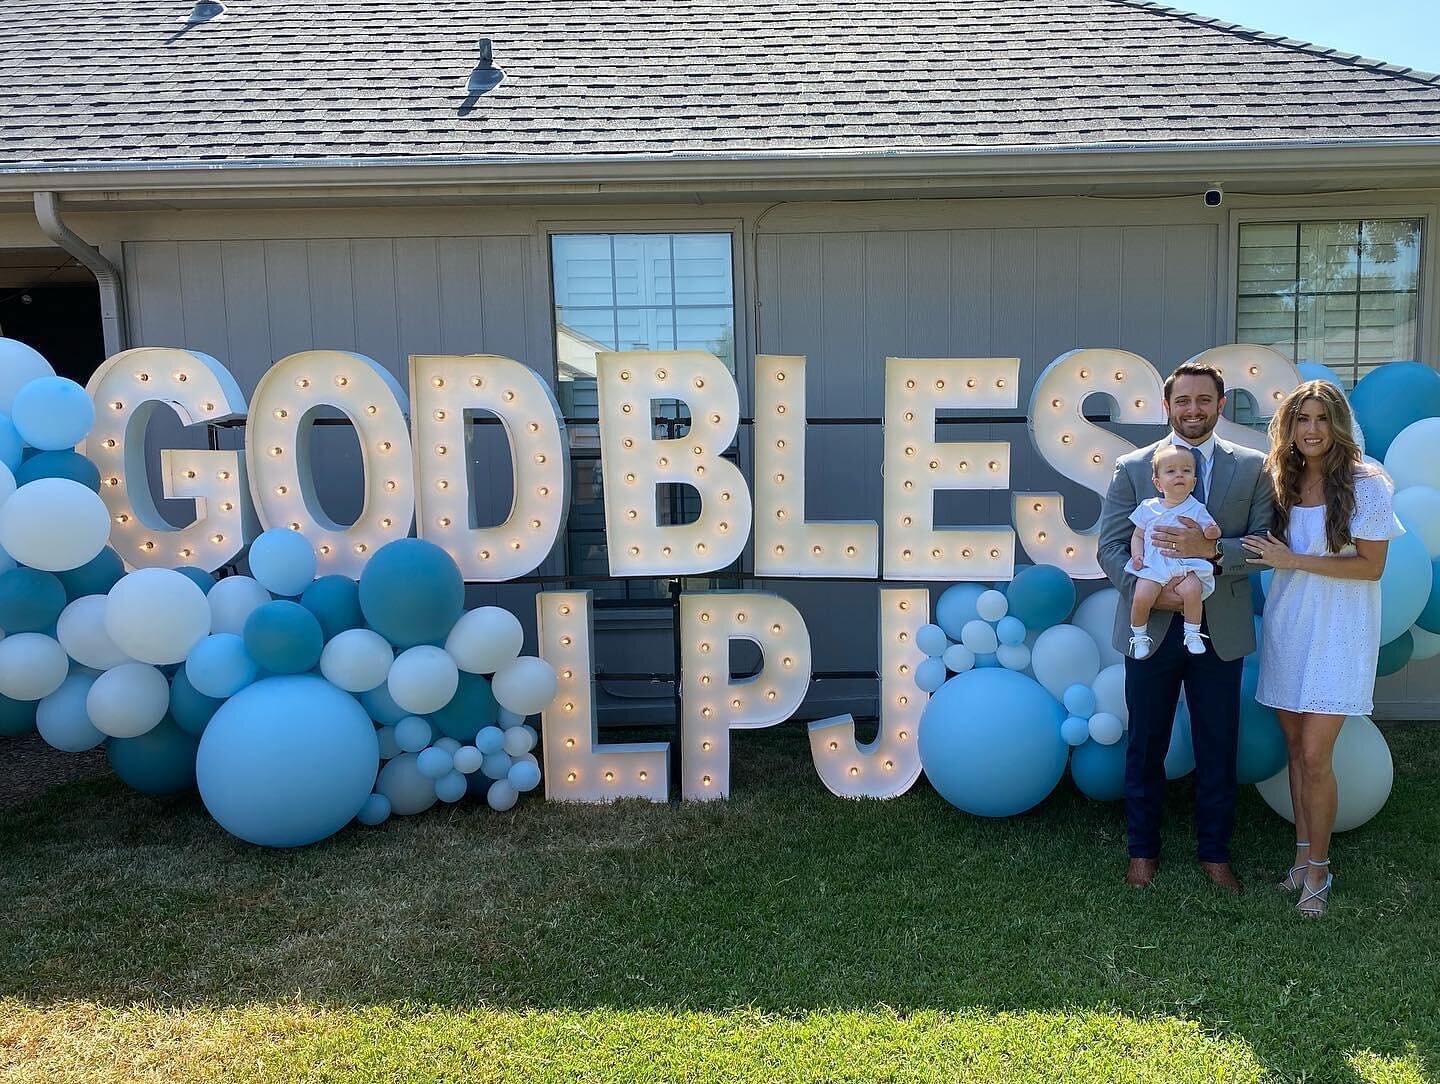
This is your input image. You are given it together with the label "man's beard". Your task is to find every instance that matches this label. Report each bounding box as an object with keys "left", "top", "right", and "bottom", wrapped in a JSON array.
[{"left": 1172, "top": 416, "right": 1215, "bottom": 441}]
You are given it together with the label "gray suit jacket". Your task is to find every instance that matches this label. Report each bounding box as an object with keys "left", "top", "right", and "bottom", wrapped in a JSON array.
[{"left": 1097, "top": 437, "right": 1273, "bottom": 662}]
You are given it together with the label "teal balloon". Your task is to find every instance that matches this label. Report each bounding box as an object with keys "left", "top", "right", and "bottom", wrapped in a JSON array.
[
  {"left": 173, "top": 566, "right": 217, "bottom": 594},
  {"left": 1236, "top": 662, "right": 1288, "bottom": 785},
  {"left": 1377, "top": 631, "right": 1414, "bottom": 677},
  {"left": 1417, "top": 557, "right": 1440, "bottom": 634},
  {"left": 918, "top": 668, "right": 1068, "bottom": 817},
  {"left": 1070, "top": 735, "right": 1128, "bottom": 801},
  {"left": 1061, "top": 683, "right": 1096, "bottom": 718},
  {"left": 1004, "top": 565, "right": 1076, "bottom": 631},
  {"left": 1378, "top": 528, "right": 1432, "bottom": 644},
  {"left": 1350, "top": 362, "right": 1440, "bottom": 461},
  {"left": 243, "top": 600, "right": 323, "bottom": 674},
  {"left": 196, "top": 675, "right": 380, "bottom": 846},
  {"left": 300, "top": 575, "right": 363, "bottom": 641},
  {"left": 393, "top": 715, "right": 433, "bottom": 753},
  {"left": 915, "top": 657, "right": 947, "bottom": 692},
  {"left": 0, "top": 414, "right": 22, "bottom": 470},
  {"left": 358, "top": 538, "right": 464, "bottom": 648},
  {"left": 14, "top": 450, "right": 100, "bottom": 491},
  {"left": 996, "top": 616, "right": 1028, "bottom": 646},
  {"left": 11, "top": 376, "right": 95, "bottom": 450},
  {"left": 108, "top": 717, "right": 199, "bottom": 795},
  {"left": 430, "top": 670, "right": 499, "bottom": 742},
  {"left": 0, "top": 567, "right": 67, "bottom": 632},
  {"left": 0, "top": 692, "right": 38, "bottom": 737},
  {"left": 56, "top": 547, "right": 125, "bottom": 601},
  {"left": 169, "top": 668, "right": 223, "bottom": 736},
  {"left": 360, "top": 682, "right": 410, "bottom": 725},
  {"left": 935, "top": 584, "right": 988, "bottom": 641}
]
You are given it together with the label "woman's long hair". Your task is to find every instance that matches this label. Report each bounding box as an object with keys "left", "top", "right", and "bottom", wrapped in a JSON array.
[{"left": 1265, "top": 380, "right": 1366, "bottom": 555}]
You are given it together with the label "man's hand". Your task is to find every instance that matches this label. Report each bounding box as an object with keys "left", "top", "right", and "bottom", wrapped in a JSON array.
[
  {"left": 1151, "top": 516, "right": 1218, "bottom": 560},
  {"left": 1152, "top": 578, "right": 1187, "bottom": 613}
]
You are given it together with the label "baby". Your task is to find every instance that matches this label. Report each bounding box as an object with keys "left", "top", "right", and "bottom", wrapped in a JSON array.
[{"left": 1127, "top": 444, "right": 1222, "bottom": 659}]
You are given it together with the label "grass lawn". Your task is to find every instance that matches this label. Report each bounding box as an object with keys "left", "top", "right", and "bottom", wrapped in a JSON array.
[{"left": 2, "top": 723, "right": 1438, "bottom": 1083}]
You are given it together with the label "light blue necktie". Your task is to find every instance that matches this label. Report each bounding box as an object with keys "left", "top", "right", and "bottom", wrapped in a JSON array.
[{"left": 1189, "top": 445, "right": 1207, "bottom": 504}]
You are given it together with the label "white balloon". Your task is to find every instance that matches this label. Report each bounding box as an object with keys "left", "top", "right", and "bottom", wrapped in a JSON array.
[
  {"left": 206, "top": 575, "right": 272, "bottom": 636},
  {"left": 0, "top": 478, "right": 111, "bottom": 572},
  {"left": 1088, "top": 711, "right": 1124, "bottom": 746},
  {"left": 502, "top": 723, "right": 537, "bottom": 757},
  {"left": 320, "top": 628, "right": 394, "bottom": 693},
  {"left": 1072, "top": 588, "right": 1124, "bottom": 669},
  {"left": 942, "top": 643, "right": 976, "bottom": 673},
  {"left": 1030, "top": 623, "right": 1102, "bottom": 701},
  {"left": 106, "top": 568, "right": 212, "bottom": 665},
  {"left": 0, "top": 633, "right": 69, "bottom": 700},
  {"left": 0, "top": 338, "right": 55, "bottom": 412},
  {"left": 1410, "top": 625, "right": 1440, "bottom": 661},
  {"left": 996, "top": 643, "right": 1031, "bottom": 671},
  {"left": 975, "top": 589, "right": 1009, "bottom": 622},
  {"left": 56, "top": 595, "right": 131, "bottom": 670},
  {"left": 1091, "top": 663, "right": 1128, "bottom": 725},
  {"left": 1394, "top": 486, "right": 1440, "bottom": 559},
  {"left": 1385, "top": 418, "right": 1440, "bottom": 493},
  {"left": 444, "top": 605, "right": 525, "bottom": 674},
  {"left": 387, "top": 645, "right": 459, "bottom": 716},
  {"left": 491, "top": 656, "right": 559, "bottom": 716},
  {"left": 1256, "top": 715, "right": 1393, "bottom": 832},
  {"left": 87, "top": 662, "right": 170, "bottom": 737},
  {"left": 959, "top": 618, "right": 999, "bottom": 655}
]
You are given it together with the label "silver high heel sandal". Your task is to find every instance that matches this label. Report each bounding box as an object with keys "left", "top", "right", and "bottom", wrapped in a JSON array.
[
  {"left": 1298, "top": 858, "right": 1332, "bottom": 917},
  {"left": 1280, "top": 841, "right": 1309, "bottom": 891}
]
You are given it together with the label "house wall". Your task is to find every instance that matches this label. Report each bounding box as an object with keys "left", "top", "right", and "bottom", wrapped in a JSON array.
[{"left": 0, "top": 188, "right": 1437, "bottom": 718}]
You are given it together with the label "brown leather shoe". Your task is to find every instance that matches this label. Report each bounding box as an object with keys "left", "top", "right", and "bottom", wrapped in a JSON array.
[
  {"left": 1126, "top": 857, "right": 1159, "bottom": 887},
  {"left": 1199, "top": 861, "right": 1243, "bottom": 894}
]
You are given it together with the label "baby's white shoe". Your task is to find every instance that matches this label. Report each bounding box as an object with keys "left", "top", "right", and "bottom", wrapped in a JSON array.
[
  {"left": 1183, "top": 628, "right": 1208, "bottom": 655},
  {"left": 1128, "top": 633, "right": 1153, "bottom": 660}
]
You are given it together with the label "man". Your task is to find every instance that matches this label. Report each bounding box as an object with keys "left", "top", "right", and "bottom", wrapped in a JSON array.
[{"left": 1097, "top": 361, "right": 1272, "bottom": 893}]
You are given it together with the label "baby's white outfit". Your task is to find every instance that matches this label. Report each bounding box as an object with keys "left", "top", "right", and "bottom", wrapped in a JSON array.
[{"left": 1127, "top": 494, "right": 1218, "bottom": 597}]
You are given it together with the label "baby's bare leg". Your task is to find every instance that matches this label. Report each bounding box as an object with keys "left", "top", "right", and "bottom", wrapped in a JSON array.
[
  {"left": 1130, "top": 578, "right": 1163, "bottom": 627},
  {"left": 1176, "top": 573, "right": 1204, "bottom": 625}
]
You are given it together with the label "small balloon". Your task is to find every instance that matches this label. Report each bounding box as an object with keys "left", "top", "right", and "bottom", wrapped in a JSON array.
[
  {"left": 1060, "top": 715, "right": 1091, "bottom": 746},
  {"left": 959, "top": 619, "right": 999, "bottom": 655},
  {"left": 319, "top": 628, "right": 394, "bottom": 693},
  {"left": 1062, "top": 683, "right": 1097, "bottom": 718},
  {"left": 185, "top": 633, "right": 259, "bottom": 699},
  {"left": 243, "top": 600, "right": 323, "bottom": 674},
  {"left": 502, "top": 724, "right": 537, "bottom": 757},
  {"left": 453, "top": 745, "right": 484, "bottom": 774},
  {"left": 481, "top": 751, "right": 513, "bottom": 780},
  {"left": 996, "top": 643, "right": 1030, "bottom": 671},
  {"left": 36, "top": 673, "right": 105, "bottom": 752},
  {"left": 246, "top": 528, "right": 318, "bottom": 598},
  {"left": 916, "top": 623, "right": 949, "bottom": 657},
  {"left": 915, "top": 656, "right": 948, "bottom": 692},
  {"left": 487, "top": 779, "right": 519, "bottom": 811},
  {"left": 445, "top": 605, "right": 525, "bottom": 674},
  {"left": 10, "top": 376, "right": 94, "bottom": 450},
  {"left": 357, "top": 793, "right": 392, "bottom": 826},
  {"left": 975, "top": 589, "right": 1009, "bottom": 622},
  {"left": 417, "top": 745, "right": 455, "bottom": 780},
  {"left": 995, "top": 616, "right": 1027, "bottom": 646},
  {"left": 1087, "top": 711, "right": 1124, "bottom": 746},
  {"left": 508, "top": 758, "right": 542, "bottom": 792},
  {"left": 476, "top": 726, "right": 505, "bottom": 755},
  {"left": 942, "top": 643, "right": 975, "bottom": 673},
  {"left": 435, "top": 770, "right": 468, "bottom": 803},
  {"left": 207, "top": 575, "right": 272, "bottom": 636},
  {"left": 394, "top": 715, "right": 433, "bottom": 753}
]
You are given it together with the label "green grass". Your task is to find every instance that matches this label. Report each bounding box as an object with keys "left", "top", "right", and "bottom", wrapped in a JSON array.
[{"left": 2, "top": 724, "right": 1438, "bottom": 1083}]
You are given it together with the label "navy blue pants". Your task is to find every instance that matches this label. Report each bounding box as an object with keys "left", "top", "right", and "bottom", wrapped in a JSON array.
[{"left": 1124, "top": 617, "right": 1242, "bottom": 863}]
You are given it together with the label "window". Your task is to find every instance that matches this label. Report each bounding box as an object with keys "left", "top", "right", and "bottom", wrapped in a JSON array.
[
  {"left": 1236, "top": 217, "right": 1422, "bottom": 387},
  {"left": 550, "top": 233, "right": 737, "bottom": 599}
]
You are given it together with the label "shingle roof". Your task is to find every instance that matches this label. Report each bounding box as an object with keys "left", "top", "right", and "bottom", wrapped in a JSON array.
[{"left": 2, "top": 0, "right": 1439, "bottom": 170}]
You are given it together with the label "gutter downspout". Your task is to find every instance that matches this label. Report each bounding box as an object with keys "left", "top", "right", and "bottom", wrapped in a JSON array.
[{"left": 33, "top": 191, "right": 127, "bottom": 356}]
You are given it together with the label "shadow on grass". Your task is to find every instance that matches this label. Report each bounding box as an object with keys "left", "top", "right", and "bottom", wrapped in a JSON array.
[{"left": 2, "top": 724, "right": 1438, "bottom": 1082}]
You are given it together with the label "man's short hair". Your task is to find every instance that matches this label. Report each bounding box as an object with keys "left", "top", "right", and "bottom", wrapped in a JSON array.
[{"left": 1163, "top": 361, "right": 1225, "bottom": 401}]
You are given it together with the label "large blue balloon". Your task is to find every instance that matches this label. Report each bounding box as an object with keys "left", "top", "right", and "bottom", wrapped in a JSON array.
[
  {"left": 10, "top": 376, "right": 95, "bottom": 450},
  {"left": 108, "top": 717, "right": 199, "bottom": 795},
  {"left": 14, "top": 449, "right": 101, "bottom": 491},
  {"left": 0, "top": 567, "right": 67, "bottom": 632},
  {"left": 0, "top": 692, "right": 38, "bottom": 737},
  {"left": 1004, "top": 564, "right": 1076, "bottom": 631},
  {"left": 1379, "top": 528, "right": 1433, "bottom": 645},
  {"left": 243, "top": 600, "right": 323, "bottom": 674},
  {"left": 1070, "top": 735, "right": 1128, "bottom": 801},
  {"left": 934, "top": 583, "right": 988, "bottom": 641},
  {"left": 918, "top": 668, "right": 1068, "bottom": 817},
  {"left": 358, "top": 539, "right": 465, "bottom": 648},
  {"left": 1377, "top": 631, "right": 1414, "bottom": 677},
  {"left": 197, "top": 675, "right": 380, "bottom": 847},
  {"left": 430, "top": 670, "right": 500, "bottom": 742},
  {"left": 1237, "top": 662, "right": 1288, "bottom": 785},
  {"left": 169, "top": 668, "right": 224, "bottom": 736},
  {"left": 300, "top": 575, "right": 364, "bottom": 641},
  {"left": 1349, "top": 362, "right": 1440, "bottom": 461},
  {"left": 56, "top": 547, "right": 125, "bottom": 601}
]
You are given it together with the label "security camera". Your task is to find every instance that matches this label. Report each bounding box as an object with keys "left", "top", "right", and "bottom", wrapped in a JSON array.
[{"left": 1203, "top": 186, "right": 1224, "bottom": 208}]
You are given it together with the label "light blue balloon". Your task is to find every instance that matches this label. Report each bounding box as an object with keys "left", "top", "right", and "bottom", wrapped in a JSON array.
[
  {"left": 360, "top": 682, "right": 410, "bottom": 725},
  {"left": 1377, "top": 631, "right": 1414, "bottom": 677},
  {"left": 935, "top": 584, "right": 988, "bottom": 641},
  {"left": 247, "top": 528, "right": 318, "bottom": 598},
  {"left": 1061, "top": 683, "right": 1097, "bottom": 718},
  {"left": 942, "top": 643, "right": 975, "bottom": 673},
  {"left": 357, "top": 793, "right": 391, "bottom": 826},
  {"left": 0, "top": 413, "right": 22, "bottom": 470},
  {"left": 376, "top": 751, "right": 438, "bottom": 815},
  {"left": 1379, "top": 528, "right": 1433, "bottom": 645},
  {"left": 36, "top": 673, "right": 105, "bottom": 752},
  {"left": 1070, "top": 735, "right": 1128, "bottom": 801},
  {"left": 1060, "top": 715, "right": 1091, "bottom": 747},
  {"left": 996, "top": 616, "right": 1027, "bottom": 646},
  {"left": 357, "top": 538, "right": 465, "bottom": 648},
  {"left": 1297, "top": 361, "right": 1346, "bottom": 390},
  {"left": 453, "top": 745, "right": 484, "bottom": 774},
  {"left": 185, "top": 633, "right": 258, "bottom": 699},
  {"left": 508, "top": 758, "right": 542, "bottom": 792},
  {"left": 914, "top": 657, "right": 948, "bottom": 692},
  {"left": 497, "top": 708, "right": 527, "bottom": 729},
  {"left": 918, "top": 668, "right": 1068, "bottom": 817},
  {"left": 376, "top": 724, "right": 400, "bottom": 760},
  {"left": 394, "top": 715, "right": 433, "bottom": 753},
  {"left": 1350, "top": 361, "right": 1440, "bottom": 461},
  {"left": 475, "top": 726, "right": 505, "bottom": 754},
  {"left": 916, "top": 623, "right": 949, "bottom": 657},
  {"left": 435, "top": 770, "right": 468, "bottom": 803},
  {"left": 960, "top": 619, "right": 999, "bottom": 655},
  {"left": 196, "top": 675, "right": 380, "bottom": 847},
  {"left": 481, "top": 751, "right": 513, "bottom": 780},
  {"left": 433, "top": 736, "right": 461, "bottom": 754},
  {"left": 108, "top": 717, "right": 200, "bottom": 795},
  {"left": 10, "top": 376, "right": 95, "bottom": 450},
  {"left": 1005, "top": 564, "right": 1076, "bottom": 631},
  {"left": 417, "top": 745, "right": 455, "bottom": 780}
]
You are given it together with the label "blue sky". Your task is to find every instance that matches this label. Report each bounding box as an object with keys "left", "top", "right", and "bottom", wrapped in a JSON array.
[{"left": 1176, "top": 1, "right": 1440, "bottom": 75}]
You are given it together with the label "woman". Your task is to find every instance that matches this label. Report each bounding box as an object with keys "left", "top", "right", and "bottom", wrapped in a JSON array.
[{"left": 1242, "top": 379, "right": 1401, "bottom": 917}]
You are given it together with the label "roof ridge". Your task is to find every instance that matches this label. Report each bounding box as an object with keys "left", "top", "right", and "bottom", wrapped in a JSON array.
[{"left": 1109, "top": 0, "right": 1440, "bottom": 88}]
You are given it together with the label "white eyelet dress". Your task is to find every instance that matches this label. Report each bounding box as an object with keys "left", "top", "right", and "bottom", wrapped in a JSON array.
[{"left": 1256, "top": 470, "right": 1404, "bottom": 717}]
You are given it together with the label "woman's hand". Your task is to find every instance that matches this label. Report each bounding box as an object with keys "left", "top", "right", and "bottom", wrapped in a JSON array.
[{"left": 1243, "top": 531, "right": 1297, "bottom": 569}]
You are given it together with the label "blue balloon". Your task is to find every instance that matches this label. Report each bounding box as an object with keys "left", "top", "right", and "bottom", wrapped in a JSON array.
[
  {"left": 430, "top": 670, "right": 499, "bottom": 742},
  {"left": 1379, "top": 529, "right": 1433, "bottom": 645},
  {"left": 1060, "top": 715, "right": 1091, "bottom": 746},
  {"left": 358, "top": 538, "right": 465, "bottom": 649},
  {"left": 185, "top": 633, "right": 258, "bottom": 699},
  {"left": 1005, "top": 564, "right": 1076, "bottom": 631},
  {"left": 56, "top": 547, "right": 124, "bottom": 601},
  {"left": 0, "top": 414, "right": 22, "bottom": 470},
  {"left": 1237, "top": 662, "right": 1288, "bottom": 785},
  {"left": 1416, "top": 557, "right": 1440, "bottom": 634},
  {"left": 0, "top": 567, "right": 67, "bottom": 632},
  {"left": 243, "top": 600, "right": 323, "bottom": 674},
  {"left": 1165, "top": 701, "right": 1196, "bottom": 780},
  {"left": 916, "top": 623, "right": 949, "bottom": 657},
  {"left": 377, "top": 751, "right": 438, "bottom": 815},
  {"left": 996, "top": 616, "right": 1028, "bottom": 646},
  {"left": 918, "top": 668, "right": 1068, "bottom": 817},
  {"left": 10, "top": 376, "right": 95, "bottom": 450},
  {"left": 108, "top": 717, "right": 199, "bottom": 795},
  {"left": 360, "top": 682, "right": 410, "bottom": 725},
  {"left": 197, "top": 675, "right": 380, "bottom": 846},
  {"left": 394, "top": 715, "right": 433, "bottom": 753},
  {"left": 481, "top": 751, "right": 513, "bottom": 780},
  {"left": 14, "top": 449, "right": 101, "bottom": 491},
  {"left": 1070, "top": 735, "right": 1128, "bottom": 801},
  {"left": 173, "top": 566, "right": 217, "bottom": 594},
  {"left": 475, "top": 725, "right": 505, "bottom": 755},
  {"left": 1061, "top": 683, "right": 1096, "bottom": 718},
  {"left": 1350, "top": 362, "right": 1440, "bottom": 461},
  {"left": 435, "top": 770, "right": 468, "bottom": 803},
  {"left": 417, "top": 745, "right": 454, "bottom": 780},
  {"left": 247, "top": 528, "right": 317, "bottom": 597},
  {"left": 915, "top": 657, "right": 948, "bottom": 692},
  {"left": 169, "top": 668, "right": 224, "bottom": 736},
  {"left": 299, "top": 575, "right": 363, "bottom": 641},
  {"left": 1297, "top": 361, "right": 1347, "bottom": 390},
  {"left": 1250, "top": 575, "right": 1266, "bottom": 615},
  {"left": 36, "top": 673, "right": 105, "bottom": 751},
  {"left": 1378, "top": 631, "right": 1414, "bottom": 677},
  {"left": 935, "top": 584, "right": 988, "bottom": 641},
  {"left": 0, "top": 693, "right": 37, "bottom": 737},
  {"left": 509, "top": 758, "right": 542, "bottom": 792},
  {"left": 357, "top": 792, "right": 391, "bottom": 826},
  {"left": 974, "top": 653, "right": 1000, "bottom": 668}
]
